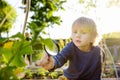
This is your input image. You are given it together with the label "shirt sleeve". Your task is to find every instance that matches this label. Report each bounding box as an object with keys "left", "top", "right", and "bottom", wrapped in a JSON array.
[{"left": 53, "top": 42, "right": 72, "bottom": 69}]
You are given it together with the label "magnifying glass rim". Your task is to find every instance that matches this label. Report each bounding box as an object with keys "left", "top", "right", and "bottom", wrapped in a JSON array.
[{"left": 44, "top": 40, "right": 59, "bottom": 56}]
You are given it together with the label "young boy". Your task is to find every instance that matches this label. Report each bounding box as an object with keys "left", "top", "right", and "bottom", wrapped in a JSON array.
[{"left": 39, "top": 16, "right": 103, "bottom": 80}]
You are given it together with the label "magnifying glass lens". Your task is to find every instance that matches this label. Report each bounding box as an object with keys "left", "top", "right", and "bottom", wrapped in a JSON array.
[{"left": 44, "top": 41, "right": 59, "bottom": 56}]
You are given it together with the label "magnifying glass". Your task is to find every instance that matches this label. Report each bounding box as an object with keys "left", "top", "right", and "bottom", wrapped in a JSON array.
[{"left": 44, "top": 40, "right": 59, "bottom": 56}]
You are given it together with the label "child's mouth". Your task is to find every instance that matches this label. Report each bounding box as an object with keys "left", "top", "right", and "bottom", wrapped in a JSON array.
[{"left": 76, "top": 40, "right": 81, "bottom": 43}]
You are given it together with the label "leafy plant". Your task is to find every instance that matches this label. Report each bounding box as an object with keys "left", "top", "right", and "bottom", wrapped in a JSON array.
[
  {"left": 37, "top": 68, "right": 48, "bottom": 77},
  {"left": 0, "top": 0, "right": 17, "bottom": 33},
  {"left": 24, "top": 69, "right": 34, "bottom": 79},
  {"left": 28, "top": 0, "right": 66, "bottom": 44},
  {"left": 0, "top": 32, "right": 33, "bottom": 79},
  {"left": 0, "top": 0, "right": 66, "bottom": 79},
  {"left": 48, "top": 71, "right": 59, "bottom": 79}
]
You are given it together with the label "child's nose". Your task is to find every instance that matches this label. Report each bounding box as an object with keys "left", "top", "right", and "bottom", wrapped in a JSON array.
[{"left": 76, "top": 32, "right": 81, "bottom": 36}]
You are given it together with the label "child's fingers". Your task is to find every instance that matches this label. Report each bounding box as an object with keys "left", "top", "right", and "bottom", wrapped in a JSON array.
[
  {"left": 37, "top": 52, "right": 54, "bottom": 70},
  {"left": 42, "top": 52, "right": 48, "bottom": 60},
  {"left": 42, "top": 63, "right": 53, "bottom": 70},
  {"left": 58, "top": 75, "right": 68, "bottom": 80},
  {"left": 40, "top": 56, "right": 54, "bottom": 70},
  {"left": 37, "top": 52, "right": 49, "bottom": 66}
]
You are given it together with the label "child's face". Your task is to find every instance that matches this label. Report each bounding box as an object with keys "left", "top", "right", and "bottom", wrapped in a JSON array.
[{"left": 71, "top": 25, "right": 93, "bottom": 49}]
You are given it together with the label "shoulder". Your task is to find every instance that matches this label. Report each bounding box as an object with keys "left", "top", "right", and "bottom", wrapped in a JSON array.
[
  {"left": 66, "top": 41, "right": 76, "bottom": 47},
  {"left": 66, "top": 41, "right": 74, "bottom": 46},
  {"left": 65, "top": 41, "right": 76, "bottom": 50},
  {"left": 61, "top": 42, "right": 75, "bottom": 54},
  {"left": 91, "top": 46, "right": 102, "bottom": 56},
  {"left": 93, "top": 46, "right": 105, "bottom": 60},
  {"left": 94, "top": 46, "right": 105, "bottom": 55},
  {"left": 93, "top": 46, "right": 101, "bottom": 52}
]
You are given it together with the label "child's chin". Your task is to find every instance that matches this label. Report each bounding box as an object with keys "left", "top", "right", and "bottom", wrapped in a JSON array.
[{"left": 75, "top": 43, "right": 81, "bottom": 47}]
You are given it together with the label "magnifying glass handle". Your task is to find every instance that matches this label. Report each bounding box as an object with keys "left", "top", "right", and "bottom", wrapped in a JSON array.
[{"left": 48, "top": 68, "right": 55, "bottom": 72}]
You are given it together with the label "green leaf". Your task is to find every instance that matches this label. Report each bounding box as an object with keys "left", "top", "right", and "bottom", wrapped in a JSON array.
[
  {"left": 42, "top": 38, "right": 56, "bottom": 51},
  {"left": 10, "top": 53, "right": 26, "bottom": 67},
  {"left": 0, "top": 38, "right": 8, "bottom": 44},
  {"left": 38, "top": 68, "right": 48, "bottom": 76},
  {"left": 11, "top": 41, "right": 22, "bottom": 51},
  {"left": 0, "top": 66, "right": 18, "bottom": 80},
  {"left": 48, "top": 71, "right": 58, "bottom": 79},
  {"left": 0, "top": 48, "right": 13, "bottom": 63},
  {"left": 0, "top": 41, "right": 27, "bottom": 66},
  {"left": 20, "top": 41, "right": 33, "bottom": 55},
  {"left": 0, "top": 0, "right": 17, "bottom": 32},
  {"left": 8, "top": 41, "right": 33, "bottom": 67},
  {"left": 11, "top": 41, "right": 33, "bottom": 55},
  {"left": 10, "top": 32, "right": 25, "bottom": 40}
]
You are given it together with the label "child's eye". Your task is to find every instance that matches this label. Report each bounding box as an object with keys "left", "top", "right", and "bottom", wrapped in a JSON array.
[
  {"left": 73, "top": 31, "right": 77, "bottom": 33},
  {"left": 81, "top": 32, "right": 86, "bottom": 34}
]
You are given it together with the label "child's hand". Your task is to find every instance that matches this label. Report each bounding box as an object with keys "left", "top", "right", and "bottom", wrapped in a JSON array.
[
  {"left": 58, "top": 75, "right": 68, "bottom": 80},
  {"left": 38, "top": 53, "right": 54, "bottom": 70}
]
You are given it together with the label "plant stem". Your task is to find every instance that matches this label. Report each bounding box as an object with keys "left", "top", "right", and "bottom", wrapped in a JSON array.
[{"left": 22, "top": 0, "right": 31, "bottom": 34}]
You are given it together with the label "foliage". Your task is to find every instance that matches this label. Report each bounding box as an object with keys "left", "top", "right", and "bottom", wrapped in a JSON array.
[
  {"left": 24, "top": 69, "right": 35, "bottom": 79},
  {"left": 0, "top": 0, "right": 66, "bottom": 79},
  {"left": 103, "top": 32, "right": 120, "bottom": 39},
  {"left": 103, "top": 31, "right": 120, "bottom": 47},
  {"left": 0, "top": 32, "right": 33, "bottom": 79},
  {"left": 78, "top": 0, "right": 97, "bottom": 14},
  {"left": 78, "top": 0, "right": 120, "bottom": 14},
  {"left": 0, "top": 66, "right": 18, "bottom": 80},
  {"left": 105, "top": 38, "right": 120, "bottom": 46},
  {"left": 107, "top": 0, "right": 120, "bottom": 7},
  {"left": 23, "top": 68, "right": 49, "bottom": 79},
  {"left": 27, "top": 0, "right": 66, "bottom": 44},
  {"left": 22, "top": 67, "right": 63, "bottom": 79},
  {"left": 48, "top": 71, "right": 59, "bottom": 79},
  {"left": 0, "top": 0, "right": 17, "bottom": 33}
]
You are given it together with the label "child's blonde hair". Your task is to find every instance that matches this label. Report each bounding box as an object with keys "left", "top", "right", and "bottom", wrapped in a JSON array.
[{"left": 72, "top": 17, "right": 100, "bottom": 46}]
